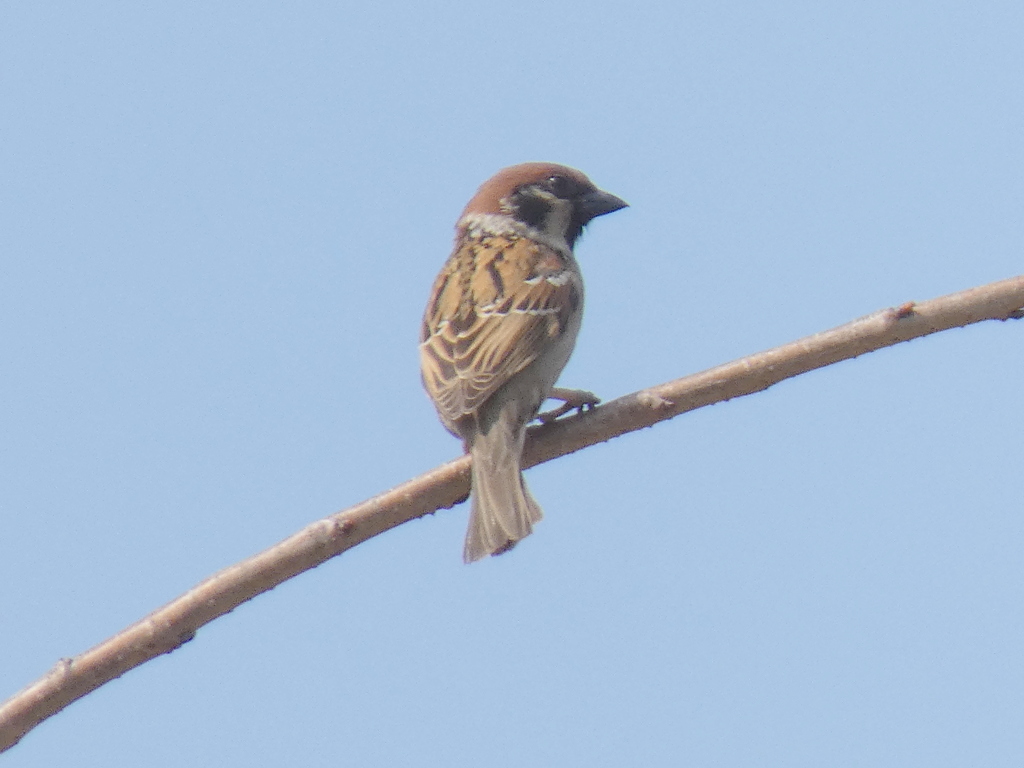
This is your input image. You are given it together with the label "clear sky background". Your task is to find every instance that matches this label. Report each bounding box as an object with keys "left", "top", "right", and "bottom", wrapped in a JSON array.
[{"left": 3, "top": 2, "right": 1023, "bottom": 766}]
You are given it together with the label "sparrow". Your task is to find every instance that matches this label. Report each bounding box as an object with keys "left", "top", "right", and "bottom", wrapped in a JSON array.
[{"left": 419, "top": 163, "right": 627, "bottom": 562}]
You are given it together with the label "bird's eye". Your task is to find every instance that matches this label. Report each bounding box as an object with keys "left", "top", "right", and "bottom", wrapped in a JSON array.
[{"left": 547, "top": 175, "right": 575, "bottom": 198}]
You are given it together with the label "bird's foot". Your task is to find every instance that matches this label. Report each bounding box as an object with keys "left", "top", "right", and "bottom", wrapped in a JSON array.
[{"left": 536, "top": 387, "right": 601, "bottom": 424}]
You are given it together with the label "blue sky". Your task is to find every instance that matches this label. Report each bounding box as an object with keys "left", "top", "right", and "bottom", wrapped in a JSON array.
[{"left": 2, "top": 2, "right": 1023, "bottom": 765}]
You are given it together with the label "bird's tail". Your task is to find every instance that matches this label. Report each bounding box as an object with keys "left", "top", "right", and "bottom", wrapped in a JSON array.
[{"left": 463, "top": 409, "right": 543, "bottom": 563}]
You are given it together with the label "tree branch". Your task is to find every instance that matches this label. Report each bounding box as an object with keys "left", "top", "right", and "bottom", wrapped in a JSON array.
[{"left": 2, "top": 275, "right": 1022, "bottom": 752}]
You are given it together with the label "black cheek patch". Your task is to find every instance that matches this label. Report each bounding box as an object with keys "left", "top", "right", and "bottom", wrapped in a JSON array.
[{"left": 511, "top": 191, "right": 550, "bottom": 229}]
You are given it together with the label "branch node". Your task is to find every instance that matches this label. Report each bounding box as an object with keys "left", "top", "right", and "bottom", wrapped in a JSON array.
[
  {"left": 637, "top": 391, "right": 674, "bottom": 410},
  {"left": 893, "top": 301, "right": 917, "bottom": 319}
]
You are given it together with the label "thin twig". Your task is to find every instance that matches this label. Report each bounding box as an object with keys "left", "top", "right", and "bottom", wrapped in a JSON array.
[{"left": 2, "top": 275, "right": 1022, "bottom": 752}]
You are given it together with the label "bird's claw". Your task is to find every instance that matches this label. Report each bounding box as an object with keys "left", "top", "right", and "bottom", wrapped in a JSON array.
[{"left": 536, "top": 387, "right": 601, "bottom": 424}]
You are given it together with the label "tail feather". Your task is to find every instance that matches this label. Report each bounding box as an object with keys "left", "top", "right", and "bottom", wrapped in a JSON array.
[{"left": 463, "top": 411, "right": 543, "bottom": 563}]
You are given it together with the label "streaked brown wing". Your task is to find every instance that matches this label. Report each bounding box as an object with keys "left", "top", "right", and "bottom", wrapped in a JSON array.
[{"left": 420, "top": 232, "right": 581, "bottom": 429}]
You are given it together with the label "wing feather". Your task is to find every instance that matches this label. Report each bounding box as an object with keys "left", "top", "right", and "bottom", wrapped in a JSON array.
[{"left": 420, "top": 232, "right": 581, "bottom": 431}]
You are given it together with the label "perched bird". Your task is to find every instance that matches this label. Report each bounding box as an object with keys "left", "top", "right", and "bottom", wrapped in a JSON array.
[{"left": 419, "top": 163, "right": 627, "bottom": 562}]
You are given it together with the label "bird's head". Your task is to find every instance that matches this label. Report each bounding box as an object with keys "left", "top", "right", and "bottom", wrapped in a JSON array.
[{"left": 459, "top": 162, "right": 628, "bottom": 251}]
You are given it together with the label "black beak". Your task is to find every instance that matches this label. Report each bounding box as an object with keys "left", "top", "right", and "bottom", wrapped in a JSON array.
[{"left": 578, "top": 189, "right": 629, "bottom": 222}]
